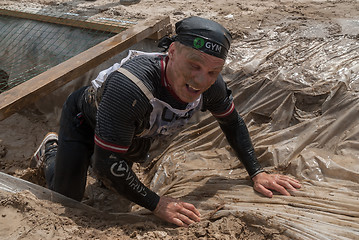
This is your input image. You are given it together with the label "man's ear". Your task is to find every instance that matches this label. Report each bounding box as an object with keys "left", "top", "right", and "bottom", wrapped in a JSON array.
[{"left": 168, "top": 42, "right": 176, "bottom": 59}]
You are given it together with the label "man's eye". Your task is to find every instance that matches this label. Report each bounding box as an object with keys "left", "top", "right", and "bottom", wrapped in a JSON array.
[
  {"left": 209, "top": 71, "right": 218, "bottom": 76},
  {"left": 191, "top": 64, "right": 200, "bottom": 69}
]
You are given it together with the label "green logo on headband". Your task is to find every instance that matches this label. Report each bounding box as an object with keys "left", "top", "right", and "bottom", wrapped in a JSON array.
[{"left": 193, "top": 37, "right": 205, "bottom": 49}]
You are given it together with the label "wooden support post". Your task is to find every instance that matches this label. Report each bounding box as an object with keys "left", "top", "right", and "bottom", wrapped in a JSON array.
[
  {"left": 0, "top": 8, "right": 132, "bottom": 33},
  {"left": 0, "top": 16, "right": 171, "bottom": 120}
]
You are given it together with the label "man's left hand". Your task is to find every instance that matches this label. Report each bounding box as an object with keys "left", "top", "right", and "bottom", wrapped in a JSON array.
[{"left": 252, "top": 172, "right": 301, "bottom": 197}]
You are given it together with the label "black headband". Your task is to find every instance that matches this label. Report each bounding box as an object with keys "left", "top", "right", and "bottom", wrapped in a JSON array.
[
  {"left": 158, "top": 16, "right": 232, "bottom": 60},
  {"left": 176, "top": 34, "right": 229, "bottom": 60}
]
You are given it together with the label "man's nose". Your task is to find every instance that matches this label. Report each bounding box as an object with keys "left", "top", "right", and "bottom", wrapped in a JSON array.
[{"left": 193, "top": 72, "right": 207, "bottom": 86}]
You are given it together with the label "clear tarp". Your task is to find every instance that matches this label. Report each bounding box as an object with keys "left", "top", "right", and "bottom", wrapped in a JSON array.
[{"left": 143, "top": 23, "right": 359, "bottom": 239}]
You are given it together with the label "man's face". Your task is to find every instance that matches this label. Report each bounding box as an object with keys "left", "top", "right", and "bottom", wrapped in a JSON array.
[{"left": 166, "top": 42, "right": 225, "bottom": 103}]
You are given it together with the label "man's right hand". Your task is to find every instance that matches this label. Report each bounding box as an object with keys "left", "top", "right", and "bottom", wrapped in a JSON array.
[{"left": 153, "top": 196, "right": 201, "bottom": 227}]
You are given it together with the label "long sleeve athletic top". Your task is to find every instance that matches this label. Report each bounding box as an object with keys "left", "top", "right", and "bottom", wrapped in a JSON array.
[{"left": 80, "top": 53, "right": 262, "bottom": 211}]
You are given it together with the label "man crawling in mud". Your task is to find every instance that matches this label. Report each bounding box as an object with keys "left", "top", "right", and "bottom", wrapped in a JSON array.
[{"left": 31, "top": 16, "right": 301, "bottom": 227}]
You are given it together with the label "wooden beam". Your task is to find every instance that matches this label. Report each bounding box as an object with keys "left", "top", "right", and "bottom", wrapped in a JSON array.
[
  {"left": 0, "top": 16, "right": 171, "bottom": 120},
  {"left": 0, "top": 8, "right": 133, "bottom": 33},
  {"left": 148, "top": 22, "right": 173, "bottom": 40}
]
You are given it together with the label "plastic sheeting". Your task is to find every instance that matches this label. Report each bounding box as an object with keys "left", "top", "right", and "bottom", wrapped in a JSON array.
[{"left": 143, "top": 26, "right": 359, "bottom": 239}]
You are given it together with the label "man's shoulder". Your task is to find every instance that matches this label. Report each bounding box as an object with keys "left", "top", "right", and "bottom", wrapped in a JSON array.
[
  {"left": 204, "top": 74, "right": 227, "bottom": 94},
  {"left": 103, "top": 53, "right": 166, "bottom": 105},
  {"left": 123, "top": 52, "right": 166, "bottom": 70},
  {"left": 121, "top": 53, "right": 164, "bottom": 79}
]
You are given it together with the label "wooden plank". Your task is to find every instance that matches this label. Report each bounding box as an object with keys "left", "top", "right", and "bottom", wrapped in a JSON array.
[
  {"left": 0, "top": 16, "right": 171, "bottom": 120},
  {"left": 0, "top": 8, "right": 132, "bottom": 33},
  {"left": 148, "top": 22, "right": 173, "bottom": 40}
]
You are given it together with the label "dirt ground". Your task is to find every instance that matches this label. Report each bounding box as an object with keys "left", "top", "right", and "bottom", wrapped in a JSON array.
[{"left": 0, "top": 0, "right": 359, "bottom": 239}]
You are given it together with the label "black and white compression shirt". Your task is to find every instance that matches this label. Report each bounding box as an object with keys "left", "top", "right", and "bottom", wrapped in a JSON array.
[
  {"left": 94, "top": 53, "right": 234, "bottom": 152},
  {"left": 80, "top": 51, "right": 260, "bottom": 211}
]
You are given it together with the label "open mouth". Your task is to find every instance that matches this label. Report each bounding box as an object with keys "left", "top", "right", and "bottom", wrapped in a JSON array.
[{"left": 186, "top": 84, "right": 200, "bottom": 94}]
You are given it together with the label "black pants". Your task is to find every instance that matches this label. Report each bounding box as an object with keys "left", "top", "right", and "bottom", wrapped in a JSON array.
[{"left": 45, "top": 86, "right": 94, "bottom": 201}]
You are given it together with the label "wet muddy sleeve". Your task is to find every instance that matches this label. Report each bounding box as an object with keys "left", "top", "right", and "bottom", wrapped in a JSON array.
[
  {"left": 216, "top": 110, "right": 264, "bottom": 178},
  {"left": 92, "top": 145, "right": 160, "bottom": 211}
]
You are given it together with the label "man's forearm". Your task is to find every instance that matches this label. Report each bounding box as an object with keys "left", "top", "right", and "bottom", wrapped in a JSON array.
[
  {"left": 92, "top": 145, "right": 160, "bottom": 211},
  {"left": 217, "top": 110, "right": 263, "bottom": 178}
]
